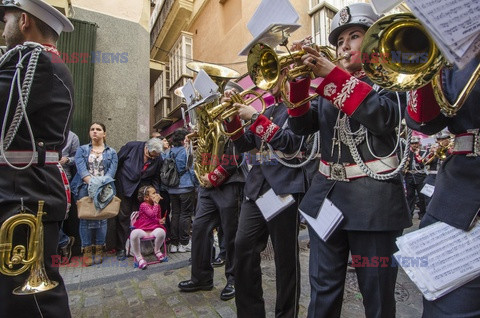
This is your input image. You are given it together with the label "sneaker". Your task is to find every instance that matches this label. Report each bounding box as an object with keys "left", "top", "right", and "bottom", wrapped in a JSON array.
[
  {"left": 184, "top": 240, "right": 192, "bottom": 252},
  {"left": 138, "top": 259, "right": 147, "bottom": 270},
  {"left": 170, "top": 244, "right": 178, "bottom": 253},
  {"left": 178, "top": 244, "right": 186, "bottom": 253},
  {"left": 59, "top": 236, "right": 75, "bottom": 264}
]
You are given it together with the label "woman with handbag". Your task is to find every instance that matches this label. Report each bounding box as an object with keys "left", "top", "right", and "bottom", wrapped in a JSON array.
[{"left": 71, "top": 122, "right": 118, "bottom": 266}]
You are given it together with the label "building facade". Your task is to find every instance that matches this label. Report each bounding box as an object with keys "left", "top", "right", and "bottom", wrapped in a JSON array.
[{"left": 149, "top": 0, "right": 371, "bottom": 136}]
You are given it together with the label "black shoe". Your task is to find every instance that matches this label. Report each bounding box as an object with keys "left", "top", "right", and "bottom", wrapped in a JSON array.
[
  {"left": 178, "top": 280, "right": 213, "bottom": 292},
  {"left": 59, "top": 236, "right": 75, "bottom": 264},
  {"left": 220, "top": 283, "right": 235, "bottom": 301},
  {"left": 211, "top": 256, "right": 225, "bottom": 267},
  {"left": 116, "top": 249, "right": 126, "bottom": 261}
]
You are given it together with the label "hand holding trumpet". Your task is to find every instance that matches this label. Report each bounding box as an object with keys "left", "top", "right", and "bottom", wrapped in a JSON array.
[{"left": 300, "top": 46, "right": 337, "bottom": 78}]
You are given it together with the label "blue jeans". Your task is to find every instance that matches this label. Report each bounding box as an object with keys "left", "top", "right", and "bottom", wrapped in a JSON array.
[
  {"left": 79, "top": 219, "right": 107, "bottom": 247},
  {"left": 58, "top": 225, "right": 69, "bottom": 247}
]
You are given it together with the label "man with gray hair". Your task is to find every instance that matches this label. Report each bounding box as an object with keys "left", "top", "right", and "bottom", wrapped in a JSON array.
[{"left": 107, "top": 138, "right": 164, "bottom": 260}]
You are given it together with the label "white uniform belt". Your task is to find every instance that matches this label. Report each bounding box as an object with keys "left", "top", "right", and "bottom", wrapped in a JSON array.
[
  {"left": 452, "top": 130, "right": 479, "bottom": 157},
  {"left": 319, "top": 155, "right": 399, "bottom": 181},
  {"left": 0, "top": 151, "right": 59, "bottom": 165}
]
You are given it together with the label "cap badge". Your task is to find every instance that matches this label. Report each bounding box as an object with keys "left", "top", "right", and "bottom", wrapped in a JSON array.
[
  {"left": 339, "top": 6, "right": 351, "bottom": 25},
  {"left": 2, "top": 0, "right": 21, "bottom": 6}
]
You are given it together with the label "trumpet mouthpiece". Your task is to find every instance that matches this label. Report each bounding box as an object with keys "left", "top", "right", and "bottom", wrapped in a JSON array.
[{"left": 343, "top": 53, "right": 351, "bottom": 60}]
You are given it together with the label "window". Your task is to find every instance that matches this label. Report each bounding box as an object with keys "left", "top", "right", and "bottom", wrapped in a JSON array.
[
  {"left": 311, "top": 5, "right": 336, "bottom": 47},
  {"left": 153, "top": 73, "right": 164, "bottom": 106},
  {"left": 168, "top": 32, "right": 193, "bottom": 86}
]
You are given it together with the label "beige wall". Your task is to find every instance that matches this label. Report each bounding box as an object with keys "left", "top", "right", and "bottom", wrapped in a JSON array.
[
  {"left": 73, "top": 7, "right": 150, "bottom": 150},
  {"left": 72, "top": 0, "right": 151, "bottom": 31},
  {"left": 188, "top": 0, "right": 312, "bottom": 75}
]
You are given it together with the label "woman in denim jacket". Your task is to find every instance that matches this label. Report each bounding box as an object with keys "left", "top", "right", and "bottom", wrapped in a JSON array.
[
  {"left": 71, "top": 122, "right": 118, "bottom": 266},
  {"left": 167, "top": 129, "right": 197, "bottom": 253}
]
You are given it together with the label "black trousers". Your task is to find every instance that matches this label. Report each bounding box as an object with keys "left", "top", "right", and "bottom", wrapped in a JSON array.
[
  {"left": 191, "top": 183, "right": 242, "bottom": 285},
  {"left": 234, "top": 196, "right": 300, "bottom": 318},
  {"left": 308, "top": 228, "right": 401, "bottom": 318},
  {"left": 0, "top": 165, "right": 70, "bottom": 317},
  {"left": 107, "top": 193, "right": 139, "bottom": 251},
  {"left": 170, "top": 191, "right": 195, "bottom": 245},
  {"left": 405, "top": 173, "right": 427, "bottom": 218}
]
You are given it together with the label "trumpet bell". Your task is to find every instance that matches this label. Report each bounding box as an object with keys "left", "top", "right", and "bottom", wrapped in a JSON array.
[
  {"left": 247, "top": 43, "right": 280, "bottom": 91},
  {"left": 361, "top": 13, "right": 445, "bottom": 91},
  {"left": 13, "top": 266, "right": 59, "bottom": 295}
]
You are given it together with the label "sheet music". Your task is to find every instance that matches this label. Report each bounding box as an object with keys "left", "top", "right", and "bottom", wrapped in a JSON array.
[
  {"left": 255, "top": 189, "right": 295, "bottom": 222},
  {"left": 300, "top": 199, "right": 344, "bottom": 242},
  {"left": 395, "top": 219, "right": 480, "bottom": 300},
  {"left": 405, "top": 0, "right": 480, "bottom": 68},
  {"left": 420, "top": 183, "right": 435, "bottom": 197},
  {"left": 193, "top": 69, "right": 219, "bottom": 97},
  {"left": 181, "top": 80, "right": 196, "bottom": 106},
  {"left": 247, "top": 0, "right": 299, "bottom": 39}
]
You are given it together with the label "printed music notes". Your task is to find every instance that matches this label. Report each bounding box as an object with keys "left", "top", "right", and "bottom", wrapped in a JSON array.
[
  {"left": 405, "top": 0, "right": 480, "bottom": 68},
  {"left": 394, "top": 219, "right": 480, "bottom": 300}
]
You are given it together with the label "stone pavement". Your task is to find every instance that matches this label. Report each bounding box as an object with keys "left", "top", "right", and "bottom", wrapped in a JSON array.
[{"left": 62, "top": 220, "right": 424, "bottom": 317}]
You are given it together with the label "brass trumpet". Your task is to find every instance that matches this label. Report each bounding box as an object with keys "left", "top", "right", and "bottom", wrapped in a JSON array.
[
  {"left": 0, "top": 201, "right": 59, "bottom": 295},
  {"left": 361, "top": 13, "right": 480, "bottom": 117},
  {"left": 247, "top": 42, "right": 350, "bottom": 108}
]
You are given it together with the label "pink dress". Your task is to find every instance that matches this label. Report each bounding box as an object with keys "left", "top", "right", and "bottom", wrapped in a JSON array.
[{"left": 133, "top": 202, "right": 166, "bottom": 232}]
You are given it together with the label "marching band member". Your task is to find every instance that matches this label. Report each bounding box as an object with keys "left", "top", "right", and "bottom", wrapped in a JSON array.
[
  {"left": 421, "top": 131, "right": 451, "bottom": 208},
  {"left": 178, "top": 81, "right": 245, "bottom": 301},
  {"left": 287, "top": 3, "right": 411, "bottom": 317},
  {"left": 404, "top": 136, "right": 427, "bottom": 219},
  {"left": 226, "top": 71, "right": 307, "bottom": 317},
  {"left": 0, "top": 0, "right": 74, "bottom": 316},
  {"left": 405, "top": 53, "right": 480, "bottom": 318}
]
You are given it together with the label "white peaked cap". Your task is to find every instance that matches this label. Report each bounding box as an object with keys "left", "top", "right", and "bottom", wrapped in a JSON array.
[{"left": 0, "top": 0, "right": 74, "bottom": 35}]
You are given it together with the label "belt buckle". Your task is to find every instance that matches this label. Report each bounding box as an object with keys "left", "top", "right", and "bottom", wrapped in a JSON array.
[
  {"left": 467, "top": 129, "right": 479, "bottom": 157},
  {"left": 328, "top": 163, "right": 350, "bottom": 182}
]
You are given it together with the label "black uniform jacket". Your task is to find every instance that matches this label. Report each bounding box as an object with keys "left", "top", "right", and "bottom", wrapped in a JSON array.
[
  {"left": 405, "top": 56, "right": 480, "bottom": 231},
  {"left": 288, "top": 67, "right": 411, "bottom": 231},
  {"left": 225, "top": 102, "right": 306, "bottom": 200},
  {"left": 115, "top": 141, "right": 163, "bottom": 197},
  {"left": 0, "top": 45, "right": 74, "bottom": 222}
]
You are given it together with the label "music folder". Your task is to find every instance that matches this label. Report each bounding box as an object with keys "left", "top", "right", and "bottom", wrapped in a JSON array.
[{"left": 300, "top": 199, "right": 344, "bottom": 242}]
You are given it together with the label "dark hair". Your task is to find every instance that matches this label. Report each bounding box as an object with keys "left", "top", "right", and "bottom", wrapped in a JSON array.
[
  {"left": 137, "top": 185, "right": 153, "bottom": 202},
  {"left": 90, "top": 122, "right": 106, "bottom": 132},
  {"left": 171, "top": 129, "right": 188, "bottom": 147}
]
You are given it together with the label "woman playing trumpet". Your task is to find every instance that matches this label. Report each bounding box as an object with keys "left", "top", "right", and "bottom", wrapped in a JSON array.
[{"left": 287, "top": 3, "right": 411, "bottom": 318}]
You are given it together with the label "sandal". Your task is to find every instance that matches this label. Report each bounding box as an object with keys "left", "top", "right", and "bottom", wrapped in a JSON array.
[
  {"left": 138, "top": 258, "right": 147, "bottom": 270},
  {"left": 155, "top": 252, "right": 165, "bottom": 262}
]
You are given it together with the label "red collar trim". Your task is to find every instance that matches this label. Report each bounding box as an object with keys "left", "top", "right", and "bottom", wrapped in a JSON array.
[{"left": 42, "top": 44, "right": 60, "bottom": 56}]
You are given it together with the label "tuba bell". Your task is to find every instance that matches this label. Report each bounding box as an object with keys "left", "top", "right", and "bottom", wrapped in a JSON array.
[
  {"left": 361, "top": 13, "right": 480, "bottom": 117},
  {"left": 0, "top": 201, "right": 59, "bottom": 295}
]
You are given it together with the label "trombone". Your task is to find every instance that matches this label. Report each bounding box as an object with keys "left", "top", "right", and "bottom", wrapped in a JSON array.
[
  {"left": 361, "top": 13, "right": 480, "bottom": 117},
  {"left": 0, "top": 201, "right": 59, "bottom": 295},
  {"left": 247, "top": 42, "right": 350, "bottom": 108}
]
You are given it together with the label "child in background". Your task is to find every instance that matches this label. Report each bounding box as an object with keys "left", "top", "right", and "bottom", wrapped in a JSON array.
[{"left": 131, "top": 185, "right": 166, "bottom": 269}]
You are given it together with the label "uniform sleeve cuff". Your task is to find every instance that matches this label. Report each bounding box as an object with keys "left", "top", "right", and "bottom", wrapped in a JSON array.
[
  {"left": 208, "top": 165, "right": 229, "bottom": 187},
  {"left": 288, "top": 78, "right": 311, "bottom": 117},
  {"left": 249, "top": 114, "right": 279, "bottom": 142},
  {"left": 224, "top": 115, "right": 244, "bottom": 141},
  {"left": 407, "top": 84, "right": 441, "bottom": 123},
  {"left": 316, "top": 66, "right": 372, "bottom": 116}
]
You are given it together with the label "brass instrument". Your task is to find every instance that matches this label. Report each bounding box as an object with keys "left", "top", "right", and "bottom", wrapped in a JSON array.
[
  {"left": 186, "top": 62, "right": 266, "bottom": 187},
  {"left": 424, "top": 143, "right": 451, "bottom": 165},
  {"left": 361, "top": 13, "right": 480, "bottom": 117},
  {"left": 0, "top": 201, "right": 59, "bottom": 295},
  {"left": 247, "top": 42, "right": 349, "bottom": 108}
]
